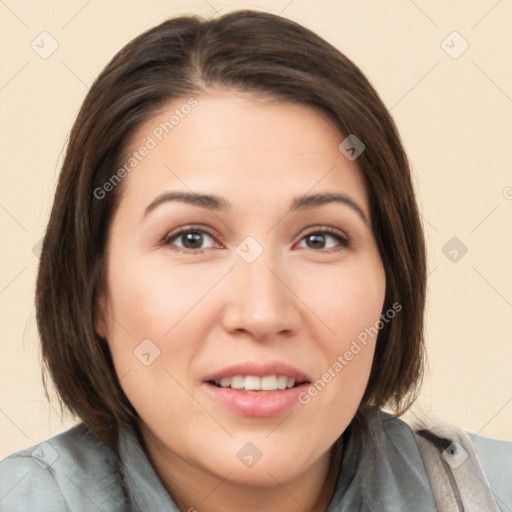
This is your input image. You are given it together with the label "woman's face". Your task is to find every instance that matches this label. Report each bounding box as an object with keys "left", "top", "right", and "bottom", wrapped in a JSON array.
[{"left": 97, "top": 90, "right": 386, "bottom": 486}]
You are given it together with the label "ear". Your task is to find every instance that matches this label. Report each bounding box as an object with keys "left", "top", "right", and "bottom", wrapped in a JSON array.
[{"left": 95, "top": 292, "right": 109, "bottom": 339}]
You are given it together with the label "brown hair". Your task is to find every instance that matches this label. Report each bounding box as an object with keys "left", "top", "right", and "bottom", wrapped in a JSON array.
[{"left": 36, "top": 10, "right": 426, "bottom": 455}]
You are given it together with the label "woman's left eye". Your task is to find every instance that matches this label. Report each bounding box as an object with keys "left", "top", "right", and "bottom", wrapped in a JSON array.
[{"left": 296, "top": 229, "right": 349, "bottom": 251}]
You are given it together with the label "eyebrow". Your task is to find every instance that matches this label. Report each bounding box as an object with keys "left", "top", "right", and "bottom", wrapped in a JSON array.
[
  {"left": 290, "top": 193, "right": 368, "bottom": 224},
  {"left": 143, "top": 191, "right": 368, "bottom": 224},
  {"left": 144, "top": 192, "right": 230, "bottom": 217}
]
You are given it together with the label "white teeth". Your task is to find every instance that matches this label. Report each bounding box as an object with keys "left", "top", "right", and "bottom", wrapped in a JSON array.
[
  {"left": 260, "top": 375, "right": 277, "bottom": 391},
  {"left": 219, "top": 377, "right": 231, "bottom": 388},
  {"left": 276, "top": 376, "right": 288, "bottom": 390},
  {"left": 244, "top": 376, "right": 261, "bottom": 390},
  {"left": 230, "top": 376, "right": 245, "bottom": 389},
  {"left": 212, "top": 374, "right": 301, "bottom": 391}
]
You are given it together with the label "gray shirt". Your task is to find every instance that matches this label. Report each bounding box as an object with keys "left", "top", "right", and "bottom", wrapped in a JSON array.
[{"left": 1, "top": 408, "right": 511, "bottom": 511}]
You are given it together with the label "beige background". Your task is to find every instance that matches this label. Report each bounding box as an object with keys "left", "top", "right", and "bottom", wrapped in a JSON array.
[{"left": 1, "top": 0, "right": 511, "bottom": 458}]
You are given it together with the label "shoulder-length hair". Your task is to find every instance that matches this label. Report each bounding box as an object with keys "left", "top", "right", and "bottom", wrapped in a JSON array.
[{"left": 36, "top": 9, "right": 426, "bottom": 450}]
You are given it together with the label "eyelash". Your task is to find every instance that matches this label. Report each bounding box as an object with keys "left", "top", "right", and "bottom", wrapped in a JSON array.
[{"left": 160, "top": 224, "right": 350, "bottom": 255}]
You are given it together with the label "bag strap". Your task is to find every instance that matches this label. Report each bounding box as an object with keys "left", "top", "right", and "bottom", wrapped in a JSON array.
[{"left": 409, "top": 421, "right": 500, "bottom": 511}]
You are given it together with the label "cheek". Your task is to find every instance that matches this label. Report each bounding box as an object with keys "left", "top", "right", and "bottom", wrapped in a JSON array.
[
  {"left": 102, "top": 255, "right": 194, "bottom": 401},
  {"left": 106, "top": 253, "right": 213, "bottom": 340},
  {"left": 298, "top": 256, "right": 386, "bottom": 344},
  {"left": 295, "top": 255, "right": 385, "bottom": 411},
  {"left": 103, "top": 248, "right": 229, "bottom": 408}
]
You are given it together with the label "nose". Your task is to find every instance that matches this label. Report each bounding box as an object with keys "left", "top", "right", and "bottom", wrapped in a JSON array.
[{"left": 220, "top": 251, "right": 302, "bottom": 342}]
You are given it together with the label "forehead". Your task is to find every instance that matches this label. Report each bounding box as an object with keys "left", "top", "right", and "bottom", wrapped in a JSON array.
[{"left": 118, "top": 90, "right": 369, "bottom": 217}]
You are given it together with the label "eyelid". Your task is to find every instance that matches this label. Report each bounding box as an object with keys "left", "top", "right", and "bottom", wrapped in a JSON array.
[
  {"left": 296, "top": 225, "right": 350, "bottom": 249},
  {"left": 162, "top": 224, "right": 216, "bottom": 242},
  {"left": 299, "top": 225, "right": 348, "bottom": 240},
  {"left": 161, "top": 224, "right": 219, "bottom": 252}
]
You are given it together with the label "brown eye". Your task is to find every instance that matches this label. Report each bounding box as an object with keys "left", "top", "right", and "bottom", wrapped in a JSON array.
[
  {"left": 305, "top": 233, "right": 327, "bottom": 249},
  {"left": 163, "top": 227, "right": 217, "bottom": 253},
  {"left": 180, "top": 232, "right": 206, "bottom": 249},
  {"left": 297, "top": 229, "right": 349, "bottom": 251}
]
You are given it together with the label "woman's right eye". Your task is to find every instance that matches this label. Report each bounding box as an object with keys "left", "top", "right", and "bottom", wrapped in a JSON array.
[{"left": 163, "top": 227, "right": 218, "bottom": 254}]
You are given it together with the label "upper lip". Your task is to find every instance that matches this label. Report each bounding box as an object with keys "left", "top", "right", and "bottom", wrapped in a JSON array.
[{"left": 203, "top": 361, "right": 312, "bottom": 383}]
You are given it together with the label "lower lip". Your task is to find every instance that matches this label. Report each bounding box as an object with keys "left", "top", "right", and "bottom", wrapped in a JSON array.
[{"left": 202, "top": 382, "right": 309, "bottom": 417}]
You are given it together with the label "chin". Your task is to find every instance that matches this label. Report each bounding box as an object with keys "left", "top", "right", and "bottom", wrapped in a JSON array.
[{"left": 199, "top": 437, "right": 322, "bottom": 486}]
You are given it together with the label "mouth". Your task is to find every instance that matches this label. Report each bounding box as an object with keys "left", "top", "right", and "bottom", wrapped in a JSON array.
[{"left": 202, "top": 361, "right": 312, "bottom": 417}]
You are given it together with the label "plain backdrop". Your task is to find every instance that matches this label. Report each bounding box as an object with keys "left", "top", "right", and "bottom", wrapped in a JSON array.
[{"left": 1, "top": 0, "right": 511, "bottom": 457}]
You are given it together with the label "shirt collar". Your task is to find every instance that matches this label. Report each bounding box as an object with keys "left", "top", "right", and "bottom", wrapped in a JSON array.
[{"left": 118, "top": 426, "right": 181, "bottom": 511}]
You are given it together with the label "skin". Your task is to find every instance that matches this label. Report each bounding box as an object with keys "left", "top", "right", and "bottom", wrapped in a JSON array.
[{"left": 96, "top": 89, "right": 386, "bottom": 512}]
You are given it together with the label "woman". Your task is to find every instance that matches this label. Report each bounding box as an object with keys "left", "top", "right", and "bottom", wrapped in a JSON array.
[{"left": 0, "top": 9, "right": 510, "bottom": 512}]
